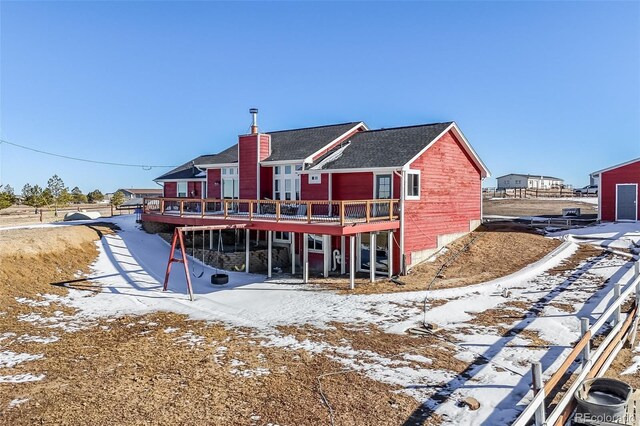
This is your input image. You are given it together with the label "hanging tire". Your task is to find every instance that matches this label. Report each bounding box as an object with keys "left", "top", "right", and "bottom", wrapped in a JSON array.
[{"left": 211, "top": 274, "right": 229, "bottom": 285}]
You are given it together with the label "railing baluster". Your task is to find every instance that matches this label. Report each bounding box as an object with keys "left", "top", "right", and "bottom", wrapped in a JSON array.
[
  {"left": 179, "top": 200, "right": 184, "bottom": 216},
  {"left": 307, "top": 201, "right": 312, "bottom": 223},
  {"left": 389, "top": 199, "right": 393, "bottom": 221},
  {"left": 366, "top": 200, "right": 371, "bottom": 223},
  {"left": 276, "top": 201, "right": 281, "bottom": 222},
  {"left": 340, "top": 201, "right": 345, "bottom": 226},
  {"left": 224, "top": 200, "right": 228, "bottom": 218},
  {"left": 249, "top": 200, "right": 253, "bottom": 220}
]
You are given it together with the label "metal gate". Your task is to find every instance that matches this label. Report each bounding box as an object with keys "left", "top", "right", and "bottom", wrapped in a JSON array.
[{"left": 616, "top": 184, "right": 638, "bottom": 221}]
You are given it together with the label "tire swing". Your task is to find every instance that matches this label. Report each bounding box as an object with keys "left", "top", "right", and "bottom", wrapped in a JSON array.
[
  {"left": 211, "top": 229, "right": 229, "bottom": 285},
  {"left": 191, "top": 229, "right": 205, "bottom": 279}
]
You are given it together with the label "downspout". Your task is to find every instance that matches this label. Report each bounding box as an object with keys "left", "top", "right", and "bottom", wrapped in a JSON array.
[{"left": 393, "top": 169, "right": 405, "bottom": 275}]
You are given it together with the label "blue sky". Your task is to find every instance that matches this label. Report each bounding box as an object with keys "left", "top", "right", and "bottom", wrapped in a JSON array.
[{"left": 1, "top": 1, "right": 638, "bottom": 193}]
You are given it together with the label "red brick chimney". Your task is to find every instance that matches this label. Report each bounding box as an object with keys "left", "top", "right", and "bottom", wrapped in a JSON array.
[{"left": 238, "top": 108, "right": 271, "bottom": 199}]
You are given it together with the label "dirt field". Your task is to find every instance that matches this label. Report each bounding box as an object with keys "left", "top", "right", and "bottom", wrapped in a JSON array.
[
  {"left": 314, "top": 223, "right": 561, "bottom": 294},
  {"left": 483, "top": 196, "right": 598, "bottom": 217},
  {"left": 0, "top": 204, "right": 117, "bottom": 228},
  {"left": 0, "top": 225, "right": 422, "bottom": 425}
]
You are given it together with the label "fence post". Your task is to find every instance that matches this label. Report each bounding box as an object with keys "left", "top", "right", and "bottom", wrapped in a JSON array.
[
  {"left": 532, "top": 362, "right": 546, "bottom": 426},
  {"left": 580, "top": 318, "right": 590, "bottom": 367},
  {"left": 614, "top": 283, "right": 621, "bottom": 325}
]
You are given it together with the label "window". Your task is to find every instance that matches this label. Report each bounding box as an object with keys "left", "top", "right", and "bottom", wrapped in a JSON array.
[
  {"left": 406, "top": 172, "right": 420, "bottom": 200},
  {"left": 308, "top": 234, "right": 323, "bottom": 253},
  {"left": 273, "top": 164, "right": 301, "bottom": 201},
  {"left": 309, "top": 174, "right": 321, "bottom": 184},
  {"left": 274, "top": 231, "right": 290, "bottom": 243},
  {"left": 177, "top": 182, "right": 187, "bottom": 197}
]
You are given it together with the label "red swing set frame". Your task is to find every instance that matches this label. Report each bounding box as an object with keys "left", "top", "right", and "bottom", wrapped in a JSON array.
[{"left": 163, "top": 224, "right": 247, "bottom": 301}]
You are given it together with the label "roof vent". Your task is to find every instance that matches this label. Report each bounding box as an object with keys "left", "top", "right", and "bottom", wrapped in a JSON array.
[{"left": 249, "top": 108, "right": 259, "bottom": 134}]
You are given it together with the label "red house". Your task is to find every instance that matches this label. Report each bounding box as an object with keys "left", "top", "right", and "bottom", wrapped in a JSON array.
[
  {"left": 591, "top": 158, "right": 640, "bottom": 222},
  {"left": 144, "top": 110, "right": 490, "bottom": 286}
]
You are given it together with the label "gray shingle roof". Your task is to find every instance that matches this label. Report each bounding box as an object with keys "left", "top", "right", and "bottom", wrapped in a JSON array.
[
  {"left": 312, "top": 122, "right": 453, "bottom": 170},
  {"left": 156, "top": 122, "right": 363, "bottom": 180},
  {"left": 155, "top": 156, "right": 210, "bottom": 180},
  {"left": 265, "top": 122, "right": 362, "bottom": 161}
]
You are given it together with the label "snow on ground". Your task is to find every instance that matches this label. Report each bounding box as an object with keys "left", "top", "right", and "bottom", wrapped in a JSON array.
[
  {"left": 551, "top": 222, "right": 640, "bottom": 250},
  {"left": 3, "top": 215, "right": 638, "bottom": 424}
]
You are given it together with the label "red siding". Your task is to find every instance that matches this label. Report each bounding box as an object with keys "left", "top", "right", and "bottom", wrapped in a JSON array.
[
  {"left": 207, "top": 169, "right": 221, "bottom": 198},
  {"left": 187, "top": 181, "right": 202, "bottom": 198},
  {"left": 301, "top": 173, "right": 329, "bottom": 200},
  {"left": 332, "top": 172, "right": 374, "bottom": 199},
  {"left": 404, "top": 130, "right": 481, "bottom": 264},
  {"left": 164, "top": 182, "right": 177, "bottom": 197},
  {"left": 259, "top": 134, "right": 271, "bottom": 161},
  {"left": 600, "top": 160, "right": 640, "bottom": 221},
  {"left": 260, "top": 166, "right": 273, "bottom": 199},
  {"left": 239, "top": 134, "right": 258, "bottom": 199}
]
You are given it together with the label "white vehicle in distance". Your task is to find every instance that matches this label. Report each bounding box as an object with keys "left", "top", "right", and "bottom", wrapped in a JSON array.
[{"left": 574, "top": 185, "right": 598, "bottom": 195}]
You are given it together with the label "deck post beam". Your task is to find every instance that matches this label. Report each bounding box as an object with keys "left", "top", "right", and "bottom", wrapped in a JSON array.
[
  {"left": 349, "top": 235, "right": 355, "bottom": 290},
  {"left": 291, "top": 232, "right": 296, "bottom": 275},
  {"left": 323, "top": 235, "right": 330, "bottom": 278},
  {"left": 340, "top": 236, "right": 346, "bottom": 275},
  {"left": 245, "top": 228, "right": 250, "bottom": 273},
  {"left": 370, "top": 232, "right": 376, "bottom": 283},
  {"left": 388, "top": 231, "right": 393, "bottom": 278},
  {"left": 209, "top": 230, "right": 213, "bottom": 250},
  {"left": 303, "top": 233, "right": 309, "bottom": 284},
  {"left": 267, "top": 230, "right": 273, "bottom": 278}
]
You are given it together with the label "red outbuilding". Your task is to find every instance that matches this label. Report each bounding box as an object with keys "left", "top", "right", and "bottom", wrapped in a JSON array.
[
  {"left": 591, "top": 158, "right": 640, "bottom": 222},
  {"left": 144, "top": 109, "right": 490, "bottom": 286}
]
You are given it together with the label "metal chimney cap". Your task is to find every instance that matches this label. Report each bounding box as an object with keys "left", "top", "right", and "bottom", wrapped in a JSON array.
[{"left": 249, "top": 108, "right": 258, "bottom": 114}]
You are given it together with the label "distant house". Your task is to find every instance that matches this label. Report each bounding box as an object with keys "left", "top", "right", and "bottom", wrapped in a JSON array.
[
  {"left": 117, "top": 188, "right": 163, "bottom": 199},
  {"left": 591, "top": 158, "right": 639, "bottom": 222},
  {"left": 496, "top": 174, "right": 564, "bottom": 190}
]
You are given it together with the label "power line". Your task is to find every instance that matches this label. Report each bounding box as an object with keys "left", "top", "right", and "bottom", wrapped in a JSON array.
[{"left": 0, "top": 138, "right": 177, "bottom": 169}]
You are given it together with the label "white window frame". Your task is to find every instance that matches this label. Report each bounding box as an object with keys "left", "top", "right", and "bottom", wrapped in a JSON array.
[
  {"left": 373, "top": 172, "right": 393, "bottom": 199},
  {"left": 405, "top": 171, "right": 421, "bottom": 200},
  {"left": 273, "top": 163, "right": 301, "bottom": 201},
  {"left": 221, "top": 167, "right": 239, "bottom": 199},
  {"left": 274, "top": 231, "right": 291, "bottom": 244},
  {"left": 307, "top": 233, "right": 323, "bottom": 253},
  {"left": 308, "top": 174, "right": 322, "bottom": 185},
  {"left": 177, "top": 182, "right": 187, "bottom": 198}
]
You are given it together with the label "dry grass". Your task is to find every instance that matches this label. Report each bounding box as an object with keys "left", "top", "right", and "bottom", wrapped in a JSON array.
[
  {"left": 311, "top": 224, "right": 561, "bottom": 295},
  {"left": 0, "top": 204, "right": 117, "bottom": 228},
  {"left": 0, "top": 224, "right": 428, "bottom": 425},
  {"left": 483, "top": 197, "right": 598, "bottom": 217}
]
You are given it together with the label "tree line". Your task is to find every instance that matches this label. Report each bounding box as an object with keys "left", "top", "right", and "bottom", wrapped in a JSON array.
[{"left": 0, "top": 175, "right": 125, "bottom": 211}]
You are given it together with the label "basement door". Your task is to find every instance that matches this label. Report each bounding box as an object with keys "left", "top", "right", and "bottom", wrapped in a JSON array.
[{"left": 616, "top": 184, "right": 638, "bottom": 221}]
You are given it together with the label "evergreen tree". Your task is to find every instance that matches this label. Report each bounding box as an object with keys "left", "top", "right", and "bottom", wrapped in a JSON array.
[
  {"left": 71, "top": 186, "right": 87, "bottom": 204},
  {"left": 110, "top": 190, "right": 125, "bottom": 207},
  {"left": 47, "top": 175, "right": 68, "bottom": 216},
  {"left": 87, "top": 189, "right": 104, "bottom": 203}
]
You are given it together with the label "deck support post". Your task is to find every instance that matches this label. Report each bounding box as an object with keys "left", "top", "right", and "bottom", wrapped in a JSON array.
[
  {"left": 340, "top": 236, "right": 346, "bottom": 275},
  {"left": 245, "top": 229, "right": 250, "bottom": 273},
  {"left": 291, "top": 232, "right": 296, "bottom": 275},
  {"left": 349, "top": 235, "right": 355, "bottom": 290},
  {"left": 370, "top": 232, "right": 376, "bottom": 283},
  {"left": 387, "top": 231, "right": 393, "bottom": 278},
  {"left": 267, "top": 230, "right": 273, "bottom": 278},
  {"left": 303, "top": 233, "right": 309, "bottom": 284},
  {"left": 209, "top": 230, "right": 213, "bottom": 250},
  {"left": 323, "top": 235, "right": 330, "bottom": 278}
]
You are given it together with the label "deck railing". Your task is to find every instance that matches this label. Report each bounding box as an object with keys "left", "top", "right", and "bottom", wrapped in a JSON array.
[{"left": 143, "top": 197, "right": 400, "bottom": 225}]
